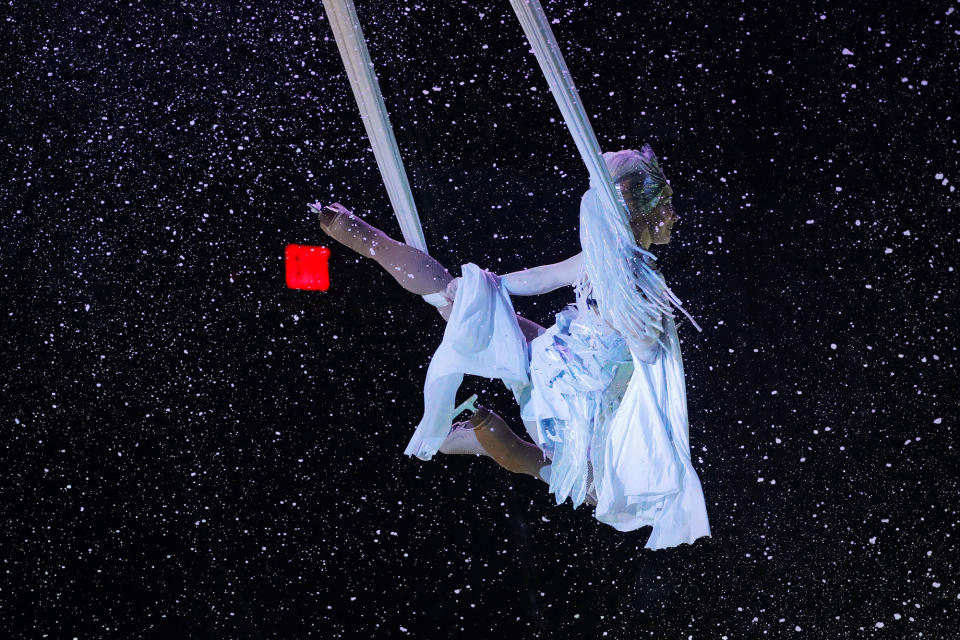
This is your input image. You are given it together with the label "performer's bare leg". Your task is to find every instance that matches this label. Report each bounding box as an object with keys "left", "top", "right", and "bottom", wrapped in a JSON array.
[
  {"left": 468, "top": 406, "right": 548, "bottom": 479},
  {"left": 314, "top": 202, "right": 544, "bottom": 341},
  {"left": 443, "top": 407, "right": 596, "bottom": 505},
  {"left": 316, "top": 202, "right": 452, "bottom": 294}
]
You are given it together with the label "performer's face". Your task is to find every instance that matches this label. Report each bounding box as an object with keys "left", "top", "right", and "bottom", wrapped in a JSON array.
[
  {"left": 648, "top": 200, "right": 677, "bottom": 244},
  {"left": 617, "top": 175, "right": 677, "bottom": 245}
]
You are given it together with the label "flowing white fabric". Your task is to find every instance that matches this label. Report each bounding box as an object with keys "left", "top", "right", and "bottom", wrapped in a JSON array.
[
  {"left": 321, "top": 0, "right": 427, "bottom": 252},
  {"left": 593, "top": 315, "right": 711, "bottom": 547},
  {"left": 404, "top": 264, "right": 530, "bottom": 460},
  {"left": 520, "top": 297, "right": 709, "bottom": 547}
]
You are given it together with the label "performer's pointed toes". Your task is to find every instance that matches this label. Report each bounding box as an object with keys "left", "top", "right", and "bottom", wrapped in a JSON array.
[{"left": 438, "top": 420, "right": 486, "bottom": 456}]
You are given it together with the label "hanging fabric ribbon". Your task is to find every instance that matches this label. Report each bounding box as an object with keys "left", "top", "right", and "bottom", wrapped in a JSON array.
[
  {"left": 507, "top": 0, "right": 701, "bottom": 350},
  {"left": 507, "top": 0, "right": 628, "bottom": 229},
  {"left": 320, "top": 0, "right": 428, "bottom": 253}
]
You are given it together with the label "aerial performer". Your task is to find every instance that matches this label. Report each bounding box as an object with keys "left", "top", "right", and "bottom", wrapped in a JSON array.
[{"left": 315, "top": 0, "right": 710, "bottom": 549}]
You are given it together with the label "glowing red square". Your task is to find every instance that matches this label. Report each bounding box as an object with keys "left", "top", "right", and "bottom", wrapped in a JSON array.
[{"left": 285, "top": 244, "right": 331, "bottom": 291}]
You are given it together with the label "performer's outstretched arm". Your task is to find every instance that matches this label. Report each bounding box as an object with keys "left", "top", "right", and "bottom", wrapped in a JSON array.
[
  {"left": 501, "top": 252, "right": 583, "bottom": 296},
  {"left": 444, "top": 252, "right": 582, "bottom": 302}
]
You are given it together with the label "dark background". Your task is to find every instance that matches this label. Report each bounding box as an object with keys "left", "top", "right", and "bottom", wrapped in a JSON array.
[{"left": 2, "top": 0, "right": 957, "bottom": 637}]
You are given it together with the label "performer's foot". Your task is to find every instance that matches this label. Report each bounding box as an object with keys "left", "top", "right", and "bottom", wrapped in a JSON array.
[
  {"left": 309, "top": 201, "right": 385, "bottom": 257},
  {"left": 307, "top": 200, "right": 455, "bottom": 296},
  {"left": 469, "top": 406, "right": 546, "bottom": 478},
  {"left": 309, "top": 201, "right": 337, "bottom": 229},
  {"left": 468, "top": 405, "right": 495, "bottom": 429},
  {"left": 438, "top": 420, "right": 488, "bottom": 457}
]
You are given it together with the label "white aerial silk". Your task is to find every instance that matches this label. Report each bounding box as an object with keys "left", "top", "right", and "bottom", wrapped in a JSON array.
[
  {"left": 321, "top": 0, "right": 427, "bottom": 253},
  {"left": 507, "top": 0, "right": 701, "bottom": 352},
  {"left": 506, "top": 0, "right": 625, "bottom": 224}
]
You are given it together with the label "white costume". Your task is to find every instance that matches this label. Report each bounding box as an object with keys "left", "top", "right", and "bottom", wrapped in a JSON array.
[{"left": 405, "top": 257, "right": 711, "bottom": 549}]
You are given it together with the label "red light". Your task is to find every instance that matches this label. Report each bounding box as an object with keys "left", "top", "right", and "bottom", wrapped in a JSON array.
[{"left": 285, "top": 244, "right": 331, "bottom": 291}]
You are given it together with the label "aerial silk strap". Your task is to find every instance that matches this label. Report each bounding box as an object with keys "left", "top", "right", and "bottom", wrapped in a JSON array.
[
  {"left": 506, "top": 0, "right": 630, "bottom": 229},
  {"left": 507, "top": 0, "right": 702, "bottom": 340},
  {"left": 320, "top": 0, "right": 428, "bottom": 254}
]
